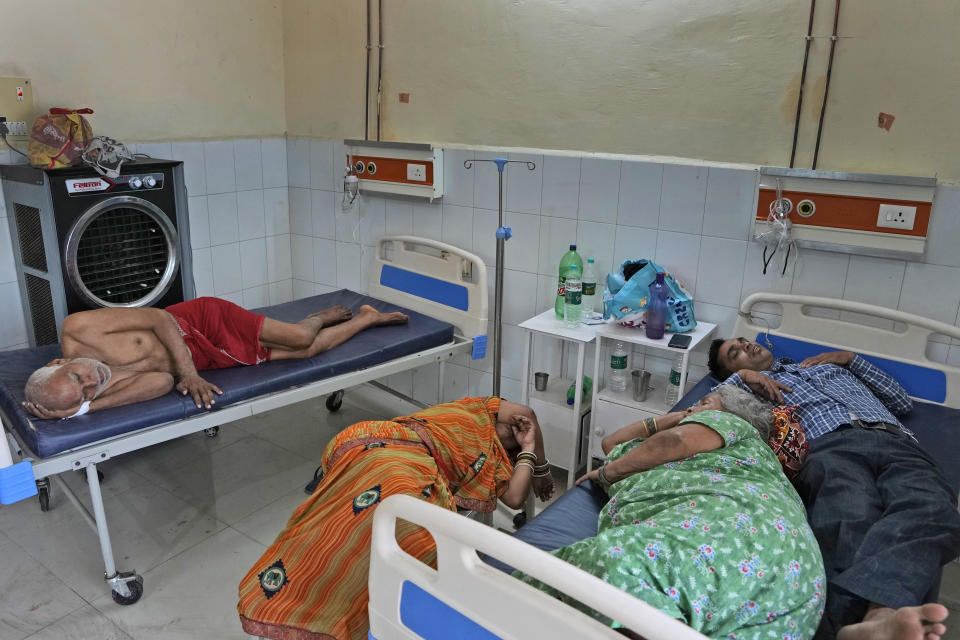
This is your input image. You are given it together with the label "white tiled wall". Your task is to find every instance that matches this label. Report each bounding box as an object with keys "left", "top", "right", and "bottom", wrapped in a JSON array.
[
  {"left": 280, "top": 139, "right": 960, "bottom": 406},
  {"left": 4, "top": 138, "right": 960, "bottom": 409},
  {"left": 171, "top": 138, "right": 292, "bottom": 310}
]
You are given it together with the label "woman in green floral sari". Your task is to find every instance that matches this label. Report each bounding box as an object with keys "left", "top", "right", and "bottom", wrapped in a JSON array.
[{"left": 519, "top": 386, "right": 825, "bottom": 640}]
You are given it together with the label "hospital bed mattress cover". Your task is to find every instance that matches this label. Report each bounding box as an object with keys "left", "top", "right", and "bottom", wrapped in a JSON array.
[
  {"left": 0, "top": 290, "right": 454, "bottom": 459},
  {"left": 487, "top": 373, "right": 960, "bottom": 573}
]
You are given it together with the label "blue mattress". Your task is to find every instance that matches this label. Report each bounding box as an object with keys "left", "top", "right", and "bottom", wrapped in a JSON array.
[
  {"left": 488, "top": 373, "right": 960, "bottom": 573},
  {"left": 0, "top": 290, "right": 454, "bottom": 459}
]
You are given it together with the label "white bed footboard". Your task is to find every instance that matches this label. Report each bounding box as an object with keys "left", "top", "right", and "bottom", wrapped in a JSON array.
[
  {"left": 368, "top": 495, "right": 708, "bottom": 640},
  {"left": 734, "top": 292, "right": 960, "bottom": 407},
  {"left": 369, "top": 236, "right": 488, "bottom": 339}
]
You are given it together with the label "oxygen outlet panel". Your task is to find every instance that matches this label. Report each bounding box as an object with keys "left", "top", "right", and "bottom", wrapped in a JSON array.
[
  {"left": 344, "top": 140, "right": 443, "bottom": 201},
  {"left": 756, "top": 167, "right": 936, "bottom": 259}
]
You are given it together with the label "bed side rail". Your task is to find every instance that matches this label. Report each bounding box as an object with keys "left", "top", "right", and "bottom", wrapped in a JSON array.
[
  {"left": 369, "top": 236, "right": 488, "bottom": 339},
  {"left": 369, "top": 495, "right": 708, "bottom": 640},
  {"left": 733, "top": 292, "right": 960, "bottom": 406}
]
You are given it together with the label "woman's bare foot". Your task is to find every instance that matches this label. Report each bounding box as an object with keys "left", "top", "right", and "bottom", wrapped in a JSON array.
[
  {"left": 837, "top": 603, "right": 948, "bottom": 640},
  {"left": 307, "top": 306, "right": 353, "bottom": 327},
  {"left": 357, "top": 304, "right": 408, "bottom": 326}
]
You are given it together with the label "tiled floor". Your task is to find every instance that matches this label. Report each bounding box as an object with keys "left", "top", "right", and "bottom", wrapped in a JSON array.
[{"left": 0, "top": 386, "right": 957, "bottom": 639}]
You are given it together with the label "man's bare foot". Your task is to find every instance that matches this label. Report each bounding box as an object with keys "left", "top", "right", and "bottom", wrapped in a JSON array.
[
  {"left": 837, "top": 603, "right": 948, "bottom": 640},
  {"left": 308, "top": 306, "right": 353, "bottom": 327},
  {"left": 357, "top": 304, "right": 408, "bottom": 326}
]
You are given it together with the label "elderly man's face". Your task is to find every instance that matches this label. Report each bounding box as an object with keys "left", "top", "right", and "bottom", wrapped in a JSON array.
[{"left": 40, "top": 358, "right": 111, "bottom": 410}]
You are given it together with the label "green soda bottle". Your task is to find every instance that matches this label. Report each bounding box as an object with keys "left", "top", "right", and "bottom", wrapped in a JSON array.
[
  {"left": 566, "top": 376, "right": 593, "bottom": 405},
  {"left": 555, "top": 244, "right": 583, "bottom": 318}
]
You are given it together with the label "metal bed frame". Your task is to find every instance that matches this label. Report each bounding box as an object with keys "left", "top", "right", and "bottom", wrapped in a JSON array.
[{"left": 0, "top": 235, "right": 488, "bottom": 605}]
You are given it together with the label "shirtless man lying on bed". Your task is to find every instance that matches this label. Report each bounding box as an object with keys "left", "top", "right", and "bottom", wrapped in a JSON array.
[
  {"left": 709, "top": 337, "right": 960, "bottom": 640},
  {"left": 21, "top": 296, "right": 408, "bottom": 420}
]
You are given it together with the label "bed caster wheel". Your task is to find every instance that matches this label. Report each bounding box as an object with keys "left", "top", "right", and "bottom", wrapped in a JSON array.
[
  {"left": 512, "top": 511, "right": 527, "bottom": 529},
  {"left": 204, "top": 427, "right": 220, "bottom": 438},
  {"left": 110, "top": 573, "right": 144, "bottom": 605},
  {"left": 325, "top": 391, "right": 344, "bottom": 412},
  {"left": 38, "top": 486, "right": 50, "bottom": 512}
]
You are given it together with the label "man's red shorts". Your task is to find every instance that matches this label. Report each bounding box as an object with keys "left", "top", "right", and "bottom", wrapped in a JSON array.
[{"left": 165, "top": 297, "right": 271, "bottom": 371}]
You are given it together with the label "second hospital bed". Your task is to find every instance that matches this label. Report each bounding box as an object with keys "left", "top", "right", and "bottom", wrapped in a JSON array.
[
  {"left": 366, "top": 292, "right": 960, "bottom": 640},
  {"left": 0, "top": 235, "right": 489, "bottom": 605}
]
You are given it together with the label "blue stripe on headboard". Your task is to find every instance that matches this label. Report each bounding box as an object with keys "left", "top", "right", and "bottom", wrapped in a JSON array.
[
  {"left": 380, "top": 264, "right": 470, "bottom": 311},
  {"left": 399, "top": 580, "right": 502, "bottom": 639},
  {"left": 761, "top": 334, "right": 947, "bottom": 403}
]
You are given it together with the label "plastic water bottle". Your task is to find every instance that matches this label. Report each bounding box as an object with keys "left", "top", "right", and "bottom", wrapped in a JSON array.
[
  {"left": 608, "top": 341, "right": 628, "bottom": 392},
  {"left": 564, "top": 264, "right": 582, "bottom": 328},
  {"left": 555, "top": 244, "right": 583, "bottom": 318},
  {"left": 645, "top": 271, "right": 667, "bottom": 339},
  {"left": 664, "top": 354, "right": 683, "bottom": 406},
  {"left": 581, "top": 257, "right": 597, "bottom": 320}
]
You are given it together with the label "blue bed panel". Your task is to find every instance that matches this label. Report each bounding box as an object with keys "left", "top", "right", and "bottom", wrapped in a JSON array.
[
  {"left": 759, "top": 333, "right": 947, "bottom": 403},
  {"left": 0, "top": 290, "right": 454, "bottom": 459},
  {"left": 380, "top": 264, "right": 470, "bottom": 311},
  {"left": 395, "top": 580, "right": 502, "bottom": 640}
]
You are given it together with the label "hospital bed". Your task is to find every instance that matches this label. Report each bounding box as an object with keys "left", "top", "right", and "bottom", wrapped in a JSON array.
[
  {"left": 0, "top": 235, "right": 488, "bottom": 605},
  {"left": 367, "top": 292, "right": 960, "bottom": 639}
]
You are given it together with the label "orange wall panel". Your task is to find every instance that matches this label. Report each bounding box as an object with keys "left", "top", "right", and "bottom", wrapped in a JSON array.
[
  {"left": 756, "top": 189, "right": 931, "bottom": 237},
  {"left": 351, "top": 155, "right": 434, "bottom": 186}
]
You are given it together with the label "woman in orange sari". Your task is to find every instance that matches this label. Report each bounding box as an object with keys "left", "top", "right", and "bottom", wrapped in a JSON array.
[{"left": 238, "top": 396, "right": 552, "bottom": 640}]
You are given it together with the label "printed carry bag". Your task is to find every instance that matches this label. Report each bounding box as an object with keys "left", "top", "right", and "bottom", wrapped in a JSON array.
[
  {"left": 603, "top": 258, "right": 696, "bottom": 332},
  {"left": 27, "top": 108, "right": 94, "bottom": 169}
]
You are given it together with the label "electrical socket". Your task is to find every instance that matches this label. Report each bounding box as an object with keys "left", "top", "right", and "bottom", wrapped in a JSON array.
[
  {"left": 406, "top": 163, "right": 427, "bottom": 182},
  {"left": 876, "top": 204, "right": 917, "bottom": 230},
  {"left": 2, "top": 120, "right": 28, "bottom": 136}
]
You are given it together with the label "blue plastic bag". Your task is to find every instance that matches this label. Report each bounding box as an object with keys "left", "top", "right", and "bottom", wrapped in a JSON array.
[{"left": 603, "top": 259, "right": 696, "bottom": 332}]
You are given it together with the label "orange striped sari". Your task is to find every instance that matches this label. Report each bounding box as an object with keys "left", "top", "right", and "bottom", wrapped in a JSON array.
[{"left": 238, "top": 397, "right": 512, "bottom": 640}]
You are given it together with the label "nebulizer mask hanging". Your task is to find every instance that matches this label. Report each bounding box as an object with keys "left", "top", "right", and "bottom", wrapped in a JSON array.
[
  {"left": 340, "top": 152, "right": 362, "bottom": 242},
  {"left": 753, "top": 178, "right": 798, "bottom": 276},
  {"left": 342, "top": 152, "right": 360, "bottom": 211}
]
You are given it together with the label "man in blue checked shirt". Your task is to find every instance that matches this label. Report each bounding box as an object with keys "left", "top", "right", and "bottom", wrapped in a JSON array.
[{"left": 709, "top": 337, "right": 960, "bottom": 640}]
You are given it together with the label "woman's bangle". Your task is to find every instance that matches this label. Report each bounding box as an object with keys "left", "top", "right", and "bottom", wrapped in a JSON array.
[
  {"left": 595, "top": 464, "right": 613, "bottom": 493},
  {"left": 643, "top": 416, "right": 658, "bottom": 437},
  {"left": 532, "top": 469, "right": 552, "bottom": 478},
  {"left": 516, "top": 451, "right": 537, "bottom": 464},
  {"left": 515, "top": 460, "right": 535, "bottom": 473},
  {"left": 533, "top": 460, "right": 550, "bottom": 472}
]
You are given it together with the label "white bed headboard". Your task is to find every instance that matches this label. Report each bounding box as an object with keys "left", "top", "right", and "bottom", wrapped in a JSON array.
[
  {"left": 733, "top": 292, "right": 960, "bottom": 408},
  {"left": 368, "top": 236, "right": 488, "bottom": 338},
  {"left": 368, "top": 495, "right": 709, "bottom": 640}
]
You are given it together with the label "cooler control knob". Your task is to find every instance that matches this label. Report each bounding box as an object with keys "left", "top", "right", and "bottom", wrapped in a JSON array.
[
  {"left": 129, "top": 177, "right": 143, "bottom": 189},
  {"left": 143, "top": 175, "right": 157, "bottom": 188},
  {"left": 594, "top": 427, "right": 604, "bottom": 436}
]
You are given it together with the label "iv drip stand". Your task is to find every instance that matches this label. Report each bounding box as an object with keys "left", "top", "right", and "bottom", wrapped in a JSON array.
[{"left": 464, "top": 158, "right": 536, "bottom": 396}]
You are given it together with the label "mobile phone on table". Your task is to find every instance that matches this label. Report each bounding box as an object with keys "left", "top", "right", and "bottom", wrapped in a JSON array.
[{"left": 668, "top": 334, "right": 692, "bottom": 349}]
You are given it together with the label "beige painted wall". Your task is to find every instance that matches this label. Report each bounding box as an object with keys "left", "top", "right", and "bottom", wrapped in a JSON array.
[
  {"left": 283, "top": 0, "right": 960, "bottom": 181},
  {"left": 2, "top": 1, "right": 956, "bottom": 179},
  {"left": 0, "top": 0, "right": 286, "bottom": 141}
]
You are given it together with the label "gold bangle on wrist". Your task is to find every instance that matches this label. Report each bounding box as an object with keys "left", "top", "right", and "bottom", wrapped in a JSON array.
[
  {"left": 515, "top": 460, "right": 535, "bottom": 473},
  {"left": 643, "top": 416, "right": 657, "bottom": 437}
]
